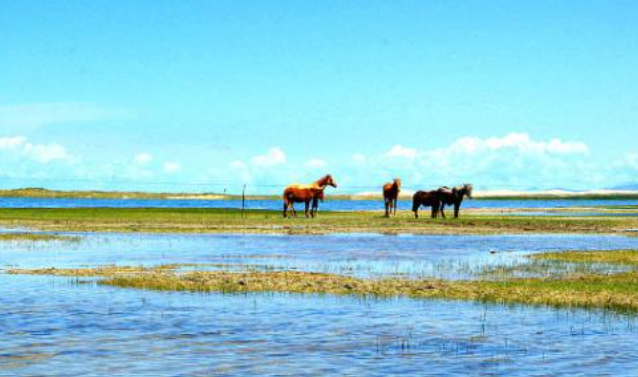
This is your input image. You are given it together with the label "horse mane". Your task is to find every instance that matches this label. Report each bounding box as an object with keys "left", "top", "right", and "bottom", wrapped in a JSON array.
[
  {"left": 315, "top": 174, "right": 331, "bottom": 185},
  {"left": 286, "top": 175, "right": 333, "bottom": 191},
  {"left": 453, "top": 184, "right": 473, "bottom": 198},
  {"left": 315, "top": 174, "right": 336, "bottom": 189},
  {"left": 288, "top": 183, "right": 321, "bottom": 190}
]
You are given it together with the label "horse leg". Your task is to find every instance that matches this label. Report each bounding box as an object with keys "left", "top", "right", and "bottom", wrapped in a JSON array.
[
  {"left": 283, "top": 201, "right": 288, "bottom": 218},
  {"left": 412, "top": 198, "right": 420, "bottom": 218},
  {"left": 454, "top": 203, "right": 460, "bottom": 219},
  {"left": 440, "top": 204, "right": 446, "bottom": 219},
  {"left": 393, "top": 198, "right": 398, "bottom": 216},
  {"left": 290, "top": 203, "right": 297, "bottom": 218},
  {"left": 304, "top": 201, "right": 310, "bottom": 218},
  {"left": 430, "top": 204, "right": 436, "bottom": 218}
]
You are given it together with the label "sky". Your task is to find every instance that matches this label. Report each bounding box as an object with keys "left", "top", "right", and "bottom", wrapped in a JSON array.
[{"left": 1, "top": 0, "right": 638, "bottom": 194}]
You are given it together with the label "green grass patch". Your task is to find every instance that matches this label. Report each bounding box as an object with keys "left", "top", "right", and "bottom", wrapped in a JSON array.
[{"left": 0, "top": 207, "right": 636, "bottom": 235}]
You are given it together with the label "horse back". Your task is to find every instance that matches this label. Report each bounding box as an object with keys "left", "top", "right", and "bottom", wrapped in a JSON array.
[{"left": 284, "top": 186, "right": 320, "bottom": 203}]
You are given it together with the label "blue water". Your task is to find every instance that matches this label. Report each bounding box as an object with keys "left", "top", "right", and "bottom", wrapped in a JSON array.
[
  {"left": 1, "top": 197, "right": 637, "bottom": 211},
  {"left": 4, "top": 232, "right": 638, "bottom": 279},
  {"left": 3, "top": 232, "right": 638, "bottom": 375},
  {"left": 3, "top": 274, "right": 638, "bottom": 376}
]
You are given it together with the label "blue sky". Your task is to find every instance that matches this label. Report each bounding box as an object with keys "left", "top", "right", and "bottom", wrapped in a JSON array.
[{"left": 1, "top": 0, "right": 637, "bottom": 194}]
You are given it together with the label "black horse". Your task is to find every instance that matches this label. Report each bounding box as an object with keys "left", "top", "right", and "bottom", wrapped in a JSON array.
[
  {"left": 436, "top": 184, "right": 473, "bottom": 219},
  {"left": 412, "top": 190, "right": 441, "bottom": 218}
]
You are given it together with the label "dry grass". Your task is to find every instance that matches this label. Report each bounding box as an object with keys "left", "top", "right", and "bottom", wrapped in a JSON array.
[
  {"left": 11, "top": 249, "right": 638, "bottom": 313},
  {"left": 0, "top": 233, "right": 79, "bottom": 242},
  {"left": 532, "top": 249, "right": 638, "bottom": 266}
]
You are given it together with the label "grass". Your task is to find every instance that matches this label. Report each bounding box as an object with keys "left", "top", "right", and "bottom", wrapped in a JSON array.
[
  {"left": 0, "top": 207, "right": 637, "bottom": 235},
  {"left": 0, "top": 232, "right": 79, "bottom": 242},
  {"left": 533, "top": 249, "right": 638, "bottom": 266},
  {"left": 10, "top": 249, "right": 638, "bottom": 314}
]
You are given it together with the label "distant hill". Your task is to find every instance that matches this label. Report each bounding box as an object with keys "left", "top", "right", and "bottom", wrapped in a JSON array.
[
  {"left": 0, "top": 188, "right": 234, "bottom": 200},
  {"left": 3, "top": 187, "right": 638, "bottom": 201}
]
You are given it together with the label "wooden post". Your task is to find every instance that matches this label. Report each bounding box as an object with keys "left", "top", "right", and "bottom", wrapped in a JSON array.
[{"left": 241, "top": 184, "right": 246, "bottom": 218}]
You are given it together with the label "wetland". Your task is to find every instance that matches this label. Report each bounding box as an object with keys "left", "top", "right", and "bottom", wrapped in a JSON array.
[{"left": 3, "top": 200, "right": 638, "bottom": 375}]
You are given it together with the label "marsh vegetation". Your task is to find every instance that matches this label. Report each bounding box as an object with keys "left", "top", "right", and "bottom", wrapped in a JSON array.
[
  {"left": 1, "top": 207, "right": 638, "bottom": 235},
  {"left": 10, "top": 249, "right": 638, "bottom": 314}
]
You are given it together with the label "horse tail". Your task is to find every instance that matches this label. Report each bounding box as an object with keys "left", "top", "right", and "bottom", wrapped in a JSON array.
[{"left": 282, "top": 188, "right": 291, "bottom": 217}]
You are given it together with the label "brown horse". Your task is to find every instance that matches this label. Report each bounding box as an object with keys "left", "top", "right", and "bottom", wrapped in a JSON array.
[
  {"left": 412, "top": 190, "right": 440, "bottom": 218},
  {"left": 310, "top": 189, "right": 324, "bottom": 218},
  {"left": 382, "top": 178, "right": 401, "bottom": 217},
  {"left": 437, "top": 184, "right": 473, "bottom": 219},
  {"left": 283, "top": 174, "right": 337, "bottom": 218}
]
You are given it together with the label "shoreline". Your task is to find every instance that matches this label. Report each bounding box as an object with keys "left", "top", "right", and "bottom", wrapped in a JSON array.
[
  {"left": 3, "top": 188, "right": 638, "bottom": 201},
  {"left": 0, "top": 207, "right": 637, "bottom": 235}
]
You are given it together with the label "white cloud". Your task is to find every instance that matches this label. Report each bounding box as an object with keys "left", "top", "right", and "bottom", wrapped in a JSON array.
[
  {"left": 0, "top": 135, "right": 72, "bottom": 164},
  {"left": 163, "top": 161, "right": 180, "bottom": 174},
  {"left": 305, "top": 158, "right": 326, "bottom": 169},
  {"left": 135, "top": 153, "right": 153, "bottom": 165},
  {"left": 25, "top": 143, "right": 70, "bottom": 163},
  {"left": 444, "top": 133, "right": 589, "bottom": 156},
  {"left": 250, "top": 147, "right": 286, "bottom": 167},
  {"left": 344, "top": 133, "right": 597, "bottom": 190},
  {"left": 384, "top": 145, "right": 417, "bottom": 160},
  {"left": 0, "top": 136, "right": 27, "bottom": 149}
]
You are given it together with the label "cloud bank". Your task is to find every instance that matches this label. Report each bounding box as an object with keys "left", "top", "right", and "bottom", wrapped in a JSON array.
[
  {"left": 0, "top": 136, "right": 72, "bottom": 163},
  {"left": 1, "top": 132, "right": 637, "bottom": 193}
]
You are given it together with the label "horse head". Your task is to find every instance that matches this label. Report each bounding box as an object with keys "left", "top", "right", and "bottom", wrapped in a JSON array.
[
  {"left": 463, "top": 183, "right": 473, "bottom": 199},
  {"left": 394, "top": 178, "right": 402, "bottom": 188},
  {"left": 321, "top": 174, "right": 337, "bottom": 188}
]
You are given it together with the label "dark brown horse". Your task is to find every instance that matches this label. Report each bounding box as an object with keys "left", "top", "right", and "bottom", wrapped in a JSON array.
[
  {"left": 283, "top": 174, "right": 337, "bottom": 218},
  {"left": 437, "top": 184, "right": 473, "bottom": 219},
  {"left": 412, "top": 190, "right": 440, "bottom": 218},
  {"left": 382, "top": 178, "right": 401, "bottom": 217}
]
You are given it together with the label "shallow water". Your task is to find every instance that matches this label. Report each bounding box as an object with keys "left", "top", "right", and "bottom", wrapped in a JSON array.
[
  {"left": 2, "top": 273, "right": 638, "bottom": 376},
  {"left": 2, "top": 196, "right": 638, "bottom": 211},
  {"left": 4, "top": 232, "right": 638, "bottom": 279},
  {"left": 3, "top": 232, "right": 638, "bottom": 375}
]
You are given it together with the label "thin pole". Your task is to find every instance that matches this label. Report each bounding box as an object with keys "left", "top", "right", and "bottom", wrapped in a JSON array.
[{"left": 241, "top": 184, "right": 246, "bottom": 218}]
